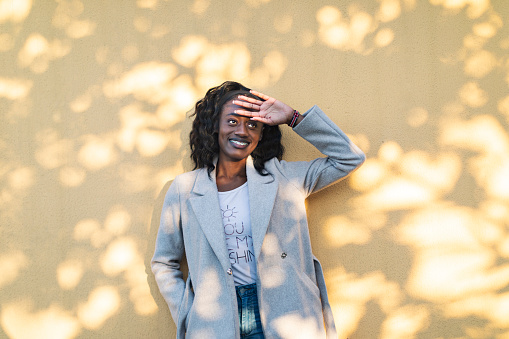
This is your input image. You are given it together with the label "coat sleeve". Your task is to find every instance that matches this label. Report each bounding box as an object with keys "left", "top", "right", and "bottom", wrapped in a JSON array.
[
  {"left": 276, "top": 105, "right": 365, "bottom": 197},
  {"left": 151, "top": 179, "right": 186, "bottom": 324}
]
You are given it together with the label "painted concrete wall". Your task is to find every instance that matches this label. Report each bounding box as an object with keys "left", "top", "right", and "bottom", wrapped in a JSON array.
[{"left": 1, "top": 0, "right": 508, "bottom": 338}]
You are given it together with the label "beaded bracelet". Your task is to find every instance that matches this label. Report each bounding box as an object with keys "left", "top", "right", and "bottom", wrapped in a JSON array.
[{"left": 288, "top": 110, "right": 300, "bottom": 128}]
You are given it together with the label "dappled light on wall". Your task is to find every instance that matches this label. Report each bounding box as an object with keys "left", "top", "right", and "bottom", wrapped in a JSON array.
[
  {"left": 171, "top": 35, "right": 287, "bottom": 90},
  {"left": 395, "top": 204, "right": 509, "bottom": 299},
  {"left": 464, "top": 49, "right": 498, "bottom": 78},
  {"left": 349, "top": 141, "right": 462, "bottom": 212},
  {"left": 0, "top": 78, "right": 32, "bottom": 101},
  {"left": 101, "top": 237, "right": 139, "bottom": 276},
  {"left": 1, "top": 300, "right": 80, "bottom": 339},
  {"left": 315, "top": 0, "right": 411, "bottom": 54},
  {"left": 320, "top": 1, "right": 508, "bottom": 334},
  {"left": 444, "top": 292, "right": 509, "bottom": 329},
  {"left": 0, "top": 0, "right": 32, "bottom": 24},
  {"left": 1, "top": 0, "right": 509, "bottom": 338},
  {"left": 406, "top": 107, "right": 429, "bottom": 128},
  {"left": 78, "top": 135, "right": 117, "bottom": 171},
  {"left": 0, "top": 251, "right": 28, "bottom": 289},
  {"left": 72, "top": 205, "right": 159, "bottom": 317},
  {"left": 499, "top": 94, "right": 509, "bottom": 122},
  {"left": 325, "top": 267, "right": 404, "bottom": 338},
  {"left": 34, "top": 130, "right": 74, "bottom": 170},
  {"left": 77, "top": 286, "right": 120, "bottom": 330},
  {"left": 458, "top": 81, "right": 489, "bottom": 108},
  {"left": 116, "top": 104, "right": 182, "bottom": 157},
  {"left": 18, "top": 33, "right": 71, "bottom": 73},
  {"left": 440, "top": 114, "right": 509, "bottom": 200},
  {"left": 57, "top": 259, "right": 84, "bottom": 290},
  {"left": 324, "top": 215, "right": 372, "bottom": 247},
  {"left": 380, "top": 304, "right": 430, "bottom": 339},
  {"left": 394, "top": 202, "right": 509, "bottom": 334},
  {"left": 103, "top": 62, "right": 179, "bottom": 103},
  {"left": 52, "top": 0, "right": 97, "bottom": 41},
  {"left": 430, "top": 0, "right": 490, "bottom": 18}
]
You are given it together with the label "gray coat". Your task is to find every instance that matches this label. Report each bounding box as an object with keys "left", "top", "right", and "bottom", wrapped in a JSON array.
[{"left": 152, "top": 105, "right": 365, "bottom": 338}]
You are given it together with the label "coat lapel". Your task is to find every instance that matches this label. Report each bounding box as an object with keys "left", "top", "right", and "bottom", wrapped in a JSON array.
[
  {"left": 246, "top": 157, "right": 278, "bottom": 261},
  {"left": 189, "top": 168, "right": 231, "bottom": 273},
  {"left": 188, "top": 157, "right": 278, "bottom": 273}
]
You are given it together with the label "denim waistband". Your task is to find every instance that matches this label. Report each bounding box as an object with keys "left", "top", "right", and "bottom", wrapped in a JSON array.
[{"left": 236, "top": 283, "right": 257, "bottom": 297}]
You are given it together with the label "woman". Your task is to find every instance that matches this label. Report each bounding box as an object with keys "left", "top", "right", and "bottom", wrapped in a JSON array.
[{"left": 152, "top": 81, "right": 365, "bottom": 339}]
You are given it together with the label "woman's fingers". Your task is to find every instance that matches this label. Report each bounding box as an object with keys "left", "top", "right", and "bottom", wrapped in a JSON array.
[
  {"left": 233, "top": 99, "right": 260, "bottom": 111},
  {"left": 233, "top": 109, "right": 261, "bottom": 117},
  {"left": 250, "top": 90, "right": 270, "bottom": 101},
  {"left": 234, "top": 109, "right": 277, "bottom": 125},
  {"left": 249, "top": 117, "right": 271, "bottom": 124},
  {"left": 237, "top": 95, "right": 263, "bottom": 106}
]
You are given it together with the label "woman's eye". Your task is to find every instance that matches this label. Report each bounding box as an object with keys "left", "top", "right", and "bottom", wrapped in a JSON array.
[
  {"left": 227, "top": 119, "right": 237, "bottom": 125},
  {"left": 247, "top": 122, "right": 258, "bottom": 129}
]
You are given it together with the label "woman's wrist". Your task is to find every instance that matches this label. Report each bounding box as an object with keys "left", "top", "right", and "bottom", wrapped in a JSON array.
[
  {"left": 287, "top": 110, "right": 300, "bottom": 127},
  {"left": 288, "top": 110, "right": 304, "bottom": 128}
]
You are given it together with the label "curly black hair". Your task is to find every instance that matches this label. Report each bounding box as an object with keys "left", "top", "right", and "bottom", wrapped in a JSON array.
[{"left": 190, "top": 81, "right": 284, "bottom": 176}]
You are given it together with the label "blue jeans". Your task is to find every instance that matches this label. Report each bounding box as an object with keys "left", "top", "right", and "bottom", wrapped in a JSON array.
[{"left": 236, "top": 283, "right": 265, "bottom": 338}]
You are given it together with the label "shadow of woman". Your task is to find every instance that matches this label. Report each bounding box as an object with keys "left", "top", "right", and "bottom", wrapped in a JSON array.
[
  {"left": 143, "top": 111, "right": 193, "bottom": 338},
  {"left": 144, "top": 179, "right": 191, "bottom": 338}
]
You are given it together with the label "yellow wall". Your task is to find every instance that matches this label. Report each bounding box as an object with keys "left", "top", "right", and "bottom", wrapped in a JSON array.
[{"left": 1, "top": 0, "right": 508, "bottom": 338}]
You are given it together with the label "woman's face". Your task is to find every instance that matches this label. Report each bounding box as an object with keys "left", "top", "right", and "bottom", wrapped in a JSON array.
[{"left": 217, "top": 99, "right": 263, "bottom": 163}]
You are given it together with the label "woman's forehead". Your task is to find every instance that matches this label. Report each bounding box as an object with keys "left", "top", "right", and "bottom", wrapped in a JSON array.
[{"left": 220, "top": 99, "right": 255, "bottom": 115}]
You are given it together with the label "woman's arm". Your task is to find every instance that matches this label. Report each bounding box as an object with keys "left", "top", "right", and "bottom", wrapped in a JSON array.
[
  {"left": 235, "top": 91, "right": 365, "bottom": 196},
  {"left": 151, "top": 179, "right": 186, "bottom": 323},
  {"left": 278, "top": 105, "right": 365, "bottom": 196}
]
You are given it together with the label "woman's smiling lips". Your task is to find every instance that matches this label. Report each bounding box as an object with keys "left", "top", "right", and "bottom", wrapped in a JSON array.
[{"left": 229, "top": 138, "right": 250, "bottom": 148}]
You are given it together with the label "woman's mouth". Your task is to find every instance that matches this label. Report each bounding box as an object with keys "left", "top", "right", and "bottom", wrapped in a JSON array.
[{"left": 229, "top": 139, "right": 249, "bottom": 147}]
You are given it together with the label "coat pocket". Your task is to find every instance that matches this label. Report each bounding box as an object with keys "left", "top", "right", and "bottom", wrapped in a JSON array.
[
  {"left": 295, "top": 267, "right": 322, "bottom": 313},
  {"left": 266, "top": 267, "right": 326, "bottom": 339},
  {"left": 176, "top": 276, "right": 194, "bottom": 338},
  {"left": 313, "top": 256, "right": 338, "bottom": 339},
  {"left": 281, "top": 260, "right": 323, "bottom": 318}
]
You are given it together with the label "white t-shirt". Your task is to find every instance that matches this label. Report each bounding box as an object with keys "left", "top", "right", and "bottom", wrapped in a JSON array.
[{"left": 218, "top": 182, "right": 258, "bottom": 286}]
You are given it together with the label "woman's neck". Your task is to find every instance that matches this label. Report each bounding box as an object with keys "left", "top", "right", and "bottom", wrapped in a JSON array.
[{"left": 216, "top": 159, "right": 247, "bottom": 192}]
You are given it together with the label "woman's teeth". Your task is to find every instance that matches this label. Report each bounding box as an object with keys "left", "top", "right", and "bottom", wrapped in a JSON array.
[{"left": 231, "top": 140, "right": 248, "bottom": 146}]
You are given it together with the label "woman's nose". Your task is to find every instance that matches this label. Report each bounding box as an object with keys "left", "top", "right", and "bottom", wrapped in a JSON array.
[{"left": 235, "top": 122, "right": 248, "bottom": 135}]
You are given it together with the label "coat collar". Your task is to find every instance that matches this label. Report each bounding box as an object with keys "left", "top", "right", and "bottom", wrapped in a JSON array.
[
  {"left": 245, "top": 157, "right": 278, "bottom": 261},
  {"left": 189, "top": 157, "right": 278, "bottom": 272}
]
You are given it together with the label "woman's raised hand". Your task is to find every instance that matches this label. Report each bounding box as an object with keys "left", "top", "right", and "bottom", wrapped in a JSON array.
[{"left": 233, "top": 90, "right": 295, "bottom": 126}]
